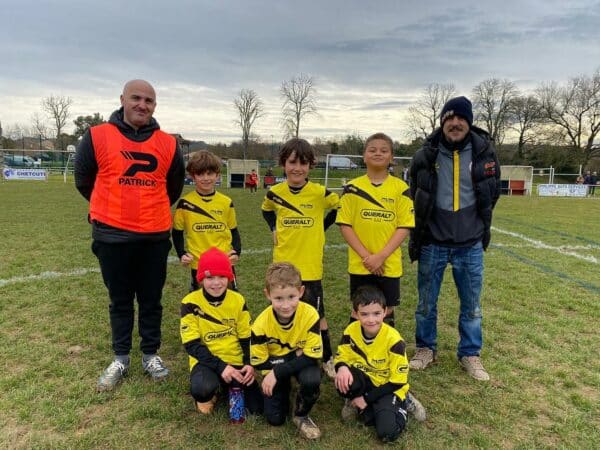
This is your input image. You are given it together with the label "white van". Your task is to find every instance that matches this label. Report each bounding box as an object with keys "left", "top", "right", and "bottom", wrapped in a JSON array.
[{"left": 329, "top": 156, "right": 358, "bottom": 170}]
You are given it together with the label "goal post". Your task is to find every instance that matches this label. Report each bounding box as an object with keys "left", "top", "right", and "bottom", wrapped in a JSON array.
[{"left": 323, "top": 154, "right": 412, "bottom": 190}]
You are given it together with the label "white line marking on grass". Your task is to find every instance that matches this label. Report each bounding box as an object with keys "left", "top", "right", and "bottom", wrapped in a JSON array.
[
  {"left": 0, "top": 268, "right": 101, "bottom": 287},
  {"left": 0, "top": 244, "right": 349, "bottom": 287},
  {"left": 492, "top": 226, "right": 598, "bottom": 264},
  {"left": 494, "top": 243, "right": 600, "bottom": 251}
]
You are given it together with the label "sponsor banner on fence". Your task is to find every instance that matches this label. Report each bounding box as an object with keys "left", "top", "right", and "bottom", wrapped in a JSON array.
[
  {"left": 537, "top": 184, "right": 587, "bottom": 197},
  {"left": 3, "top": 167, "right": 48, "bottom": 181}
]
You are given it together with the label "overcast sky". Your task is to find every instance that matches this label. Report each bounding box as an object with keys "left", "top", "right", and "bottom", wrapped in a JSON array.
[{"left": 1, "top": 0, "right": 599, "bottom": 143}]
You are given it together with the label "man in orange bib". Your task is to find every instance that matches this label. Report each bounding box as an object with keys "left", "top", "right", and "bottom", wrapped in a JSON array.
[{"left": 75, "top": 79, "right": 185, "bottom": 391}]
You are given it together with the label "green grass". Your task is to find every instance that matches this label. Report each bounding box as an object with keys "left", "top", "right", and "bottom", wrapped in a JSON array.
[{"left": 1, "top": 176, "right": 599, "bottom": 449}]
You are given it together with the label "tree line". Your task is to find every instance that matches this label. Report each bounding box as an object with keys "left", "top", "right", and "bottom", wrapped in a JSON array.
[{"left": 2, "top": 70, "right": 599, "bottom": 171}]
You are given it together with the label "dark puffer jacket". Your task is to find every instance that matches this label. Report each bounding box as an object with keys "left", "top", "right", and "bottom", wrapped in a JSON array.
[{"left": 408, "top": 126, "right": 500, "bottom": 262}]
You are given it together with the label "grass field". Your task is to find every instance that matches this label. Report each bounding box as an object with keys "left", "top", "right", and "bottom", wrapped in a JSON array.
[{"left": 1, "top": 177, "right": 598, "bottom": 449}]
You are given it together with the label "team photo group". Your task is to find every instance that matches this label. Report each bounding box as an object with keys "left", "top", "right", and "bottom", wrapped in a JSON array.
[{"left": 73, "top": 79, "right": 500, "bottom": 443}]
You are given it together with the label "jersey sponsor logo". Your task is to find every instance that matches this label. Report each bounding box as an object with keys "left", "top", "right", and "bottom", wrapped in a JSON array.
[
  {"left": 118, "top": 177, "right": 157, "bottom": 187},
  {"left": 360, "top": 209, "right": 395, "bottom": 221},
  {"left": 119, "top": 151, "right": 159, "bottom": 187},
  {"left": 193, "top": 222, "right": 226, "bottom": 232},
  {"left": 300, "top": 203, "right": 314, "bottom": 209},
  {"left": 204, "top": 328, "right": 236, "bottom": 342},
  {"left": 120, "top": 151, "right": 158, "bottom": 176},
  {"left": 282, "top": 217, "right": 314, "bottom": 227},
  {"left": 397, "top": 365, "right": 409, "bottom": 374},
  {"left": 353, "top": 362, "right": 390, "bottom": 376},
  {"left": 310, "top": 345, "right": 322, "bottom": 354}
]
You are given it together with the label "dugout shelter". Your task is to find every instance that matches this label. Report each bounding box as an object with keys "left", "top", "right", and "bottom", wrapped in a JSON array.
[
  {"left": 226, "top": 159, "right": 260, "bottom": 188},
  {"left": 500, "top": 165, "right": 533, "bottom": 196}
]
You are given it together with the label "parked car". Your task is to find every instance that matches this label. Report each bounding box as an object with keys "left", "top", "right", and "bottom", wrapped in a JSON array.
[
  {"left": 329, "top": 156, "right": 358, "bottom": 169},
  {"left": 4, "top": 154, "right": 35, "bottom": 167}
]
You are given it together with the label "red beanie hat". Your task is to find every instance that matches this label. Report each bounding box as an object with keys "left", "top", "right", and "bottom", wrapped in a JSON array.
[{"left": 196, "top": 247, "right": 234, "bottom": 283}]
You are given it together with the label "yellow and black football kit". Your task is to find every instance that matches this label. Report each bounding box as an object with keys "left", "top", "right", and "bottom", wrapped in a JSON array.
[
  {"left": 335, "top": 321, "right": 409, "bottom": 400},
  {"left": 173, "top": 190, "right": 238, "bottom": 270},
  {"left": 261, "top": 181, "right": 339, "bottom": 281},
  {"left": 251, "top": 302, "right": 322, "bottom": 377},
  {"left": 336, "top": 174, "right": 414, "bottom": 277},
  {"left": 180, "top": 288, "right": 250, "bottom": 371}
]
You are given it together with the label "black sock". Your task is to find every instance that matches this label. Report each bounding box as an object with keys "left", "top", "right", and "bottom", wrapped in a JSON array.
[{"left": 321, "top": 329, "right": 332, "bottom": 361}]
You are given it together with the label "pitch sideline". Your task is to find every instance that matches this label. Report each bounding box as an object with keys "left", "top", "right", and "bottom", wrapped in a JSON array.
[{"left": 1, "top": 231, "right": 596, "bottom": 288}]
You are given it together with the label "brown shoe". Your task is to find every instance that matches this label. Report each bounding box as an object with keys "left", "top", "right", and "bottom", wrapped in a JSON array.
[
  {"left": 195, "top": 396, "right": 217, "bottom": 414},
  {"left": 459, "top": 356, "right": 490, "bottom": 381},
  {"left": 409, "top": 348, "right": 436, "bottom": 370}
]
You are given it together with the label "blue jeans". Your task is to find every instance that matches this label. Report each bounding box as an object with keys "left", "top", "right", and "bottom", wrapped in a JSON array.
[{"left": 415, "top": 242, "right": 484, "bottom": 358}]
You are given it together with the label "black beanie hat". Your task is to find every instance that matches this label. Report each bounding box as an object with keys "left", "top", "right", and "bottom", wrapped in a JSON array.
[{"left": 440, "top": 96, "right": 473, "bottom": 127}]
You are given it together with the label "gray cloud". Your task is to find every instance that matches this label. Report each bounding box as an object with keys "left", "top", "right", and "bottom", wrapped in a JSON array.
[{"left": 1, "top": 0, "right": 599, "bottom": 142}]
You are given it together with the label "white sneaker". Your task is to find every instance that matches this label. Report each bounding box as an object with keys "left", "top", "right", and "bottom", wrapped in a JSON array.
[
  {"left": 293, "top": 415, "right": 321, "bottom": 440},
  {"left": 322, "top": 357, "right": 336, "bottom": 379},
  {"left": 142, "top": 355, "right": 169, "bottom": 381},
  {"left": 97, "top": 360, "right": 128, "bottom": 392},
  {"left": 406, "top": 392, "right": 427, "bottom": 422}
]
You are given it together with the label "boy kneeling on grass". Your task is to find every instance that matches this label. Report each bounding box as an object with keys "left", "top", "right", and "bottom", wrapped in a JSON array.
[
  {"left": 180, "top": 247, "right": 262, "bottom": 416},
  {"left": 250, "top": 262, "right": 323, "bottom": 440},
  {"left": 334, "top": 285, "right": 426, "bottom": 443}
]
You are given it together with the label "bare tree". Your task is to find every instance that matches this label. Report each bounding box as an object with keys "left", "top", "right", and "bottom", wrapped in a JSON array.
[
  {"left": 30, "top": 112, "right": 50, "bottom": 140},
  {"left": 233, "top": 89, "right": 264, "bottom": 159},
  {"left": 405, "top": 83, "right": 455, "bottom": 139},
  {"left": 41, "top": 95, "right": 73, "bottom": 150},
  {"left": 507, "top": 95, "right": 544, "bottom": 160},
  {"left": 537, "top": 69, "right": 600, "bottom": 166},
  {"left": 280, "top": 74, "right": 317, "bottom": 138},
  {"left": 472, "top": 78, "right": 519, "bottom": 144}
]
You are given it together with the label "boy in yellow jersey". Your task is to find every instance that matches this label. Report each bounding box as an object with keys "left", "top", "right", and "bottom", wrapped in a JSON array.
[
  {"left": 172, "top": 151, "right": 240, "bottom": 291},
  {"left": 251, "top": 262, "right": 323, "bottom": 440},
  {"left": 261, "top": 138, "right": 339, "bottom": 378},
  {"left": 180, "top": 247, "right": 262, "bottom": 415},
  {"left": 334, "top": 286, "right": 426, "bottom": 442},
  {"left": 336, "top": 133, "right": 414, "bottom": 327}
]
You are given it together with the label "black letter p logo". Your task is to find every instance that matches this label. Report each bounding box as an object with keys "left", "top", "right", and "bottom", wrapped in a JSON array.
[{"left": 121, "top": 151, "right": 158, "bottom": 176}]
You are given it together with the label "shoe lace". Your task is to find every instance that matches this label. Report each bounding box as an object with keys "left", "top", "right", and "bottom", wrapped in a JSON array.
[
  {"left": 106, "top": 360, "right": 126, "bottom": 376},
  {"left": 145, "top": 356, "right": 165, "bottom": 372}
]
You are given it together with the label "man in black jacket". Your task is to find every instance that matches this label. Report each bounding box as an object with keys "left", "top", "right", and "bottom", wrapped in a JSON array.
[
  {"left": 75, "top": 79, "right": 185, "bottom": 391},
  {"left": 408, "top": 96, "right": 500, "bottom": 381}
]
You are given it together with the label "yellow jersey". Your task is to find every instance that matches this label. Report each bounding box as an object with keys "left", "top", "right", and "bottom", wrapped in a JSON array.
[
  {"left": 180, "top": 288, "right": 250, "bottom": 371},
  {"left": 335, "top": 321, "right": 409, "bottom": 400},
  {"left": 336, "top": 174, "right": 414, "bottom": 277},
  {"left": 262, "top": 181, "right": 339, "bottom": 280}
]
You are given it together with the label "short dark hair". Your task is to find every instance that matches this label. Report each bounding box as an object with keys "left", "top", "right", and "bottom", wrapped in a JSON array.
[
  {"left": 278, "top": 138, "right": 316, "bottom": 168},
  {"left": 186, "top": 150, "right": 221, "bottom": 175},
  {"left": 364, "top": 132, "right": 393, "bottom": 152},
  {"left": 351, "top": 285, "right": 386, "bottom": 311}
]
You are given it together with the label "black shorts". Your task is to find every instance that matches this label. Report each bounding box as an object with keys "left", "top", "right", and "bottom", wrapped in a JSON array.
[
  {"left": 301, "top": 280, "right": 325, "bottom": 318},
  {"left": 349, "top": 274, "right": 401, "bottom": 307}
]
